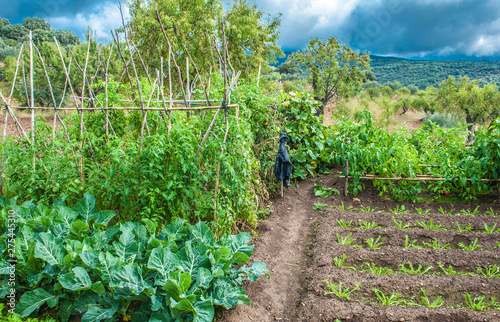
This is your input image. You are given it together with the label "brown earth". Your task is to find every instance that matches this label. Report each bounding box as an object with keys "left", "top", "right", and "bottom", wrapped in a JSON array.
[{"left": 222, "top": 173, "right": 500, "bottom": 321}]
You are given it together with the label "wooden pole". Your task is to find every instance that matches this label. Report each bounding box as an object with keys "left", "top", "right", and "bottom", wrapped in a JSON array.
[
  {"left": 12, "top": 105, "right": 239, "bottom": 111},
  {"left": 29, "top": 31, "right": 35, "bottom": 171},
  {"left": 344, "top": 159, "right": 349, "bottom": 197},
  {"left": 340, "top": 175, "right": 500, "bottom": 182},
  {"left": 281, "top": 180, "right": 284, "bottom": 198}
]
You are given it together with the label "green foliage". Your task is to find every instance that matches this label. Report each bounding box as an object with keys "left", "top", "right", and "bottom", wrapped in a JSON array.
[
  {"left": 455, "top": 222, "right": 472, "bottom": 232},
  {"left": 333, "top": 254, "right": 347, "bottom": 268},
  {"left": 312, "top": 203, "right": 328, "bottom": 211},
  {"left": 404, "top": 235, "right": 421, "bottom": 249},
  {"left": 423, "top": 239, "right": 450, "bottom": 250},
  {"left": 336, "top": 219, "right": 352, "bottom": 228},
  {"left": 358, "top": 220, "right": 380, "bottom": 230},
  {"left": 483, "top": 223, "right": 500, "bottom": 234},
  {"left": 458, "top": 238, "right": 481, "bottom": 251},
  {"left": 364, "top": 263, "right": 393, "bottom": 275},
  {"left": 417, "top": 219, "right": 444, "bottom": 230},
  {"left": 373, "top": 288, "right": 403, "bottom": 306},
  {"left": 392, "top": 217, "right": 410, "bottom": 229},
  {"left": 399, "top": 262, "right": 433, "bottom": 275},
  {"left": 336, "top": 233, "right": 356, "bottom": 245},
  {"left": 0, "top": 196, "right": 268, "bottom": 321},
  {"left": 463, "top": 293, "right": 496, "bottom": 311},
  {"left": 365, "top": 236, "right": 383, "bottom": 250},
  {"left": 324, "top": 281, "right": 360, "bottom": 300},
  {"left": 477, "top": 265, "right": 500, "bottom": 278},
  {"left": 0, "top": 304, "right": 56, "bottom": 321},
  {"left": 437, "top": 262, "right": 457, "bottom": 275},
  {"left": 288, "top": 37, "right": 370, "bottom": 111},
  {"left": 279, "top": 92, "right": 331, "bottom": 179},
  {"left": 420, "top": 289, "right": 443, "bottom": 308},
  {"left": 313, "top": 184, "right": 339, "bottom": 198}
]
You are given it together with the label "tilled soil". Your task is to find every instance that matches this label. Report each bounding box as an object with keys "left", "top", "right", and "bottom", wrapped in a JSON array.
[{"left": 222, "top": 173, "right": 500, "bottom": 321}]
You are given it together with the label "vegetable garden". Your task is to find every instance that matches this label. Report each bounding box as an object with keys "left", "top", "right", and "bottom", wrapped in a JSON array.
[{"left": 1, "top": 2, "right": 500, "bottom": 321}]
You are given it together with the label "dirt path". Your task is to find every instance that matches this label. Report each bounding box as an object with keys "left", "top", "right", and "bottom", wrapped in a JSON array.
[{"left": 220, "top": 179, "right": 318, "bottom": 321}]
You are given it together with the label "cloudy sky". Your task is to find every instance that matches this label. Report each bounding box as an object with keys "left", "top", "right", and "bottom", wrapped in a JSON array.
[{"left": 2, "top": 0, "right": 500, "bottom": 60}]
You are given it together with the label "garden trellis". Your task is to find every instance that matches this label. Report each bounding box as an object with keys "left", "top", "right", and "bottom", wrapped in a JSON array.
[{"left": 0, "top": 19, "right": 241, "bottom": 221}]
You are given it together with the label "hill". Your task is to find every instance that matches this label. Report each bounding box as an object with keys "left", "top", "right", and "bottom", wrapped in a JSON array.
[{"left": 370, "top": 55, "right": 500, "bottom": 89}]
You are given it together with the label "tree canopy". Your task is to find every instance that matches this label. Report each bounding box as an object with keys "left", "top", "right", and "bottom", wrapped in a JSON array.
[
  {"left": 437, "top": 76, "right": 500, "bottom": 141},
  {"left": 128, "top": 0, "right": 283, "bottom": 81},
  {"left": 288, "top": 37, "right": 370, "bottom": 114}
]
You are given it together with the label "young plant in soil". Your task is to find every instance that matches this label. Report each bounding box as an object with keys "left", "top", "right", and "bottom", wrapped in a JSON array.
[
  {"left": 359, "top": 205, "right": 378, "bottom": 213},
  {"left": 404, "top": 235, "right": 422, "bottom": 248},
  {"left": 415, "top": 207, "right": 430, "bottom": 215},
  {"left": 459, "top": 206, "right": 481, "bottom": 216},
  {"left": 336, "top": 233, "right": 356, "bottom": 245},
  {"left": 423, "top": 238, "right": 451, "bottom": 249},
  {"left": 333, "top": 253, "right": 347, "bottom": 268},
  {"left": 485, "top": 208, "right": 498, "bottom": 217},
  {"left": 458, "top": 238, "right": 481, "bottom": 251},
  {"left": 417, "top": 219, "right": 445, "bottom": 230},
  {"left": 313, "top": 184, "right": 340, "bottom": 198},
  {"left": 336, "top": 219, "right": 353, "bottom": 228},
  {"left": 438, "top": 206, "right": 455, "bottom": 216},
  {"left": 358, "top": 220, "right": 381, "bottom": 229},
  {"left": 332, "top": 201, "right": 354, "bottom": 212},
  {"left": 477, "top": 265, "right": 500, "bottom": 278},
  {"left": 364, "top": 263, "right": 394, "bottom": 275},
  {"left": 463, "top": 293, "right": 496, "bottom": 311},
  {"left": 455, "top": 222, "right": 473, "bottom": 232},
  {"left": 399, "top": 262, "right": 433, "bottom": 275},
  {"left": 313, "top": 202, "right": 329, "bottom": 211},
  {"left": 373, "top": 288, "right": 404, "bottom": 306},
  {"left": 366, "top": 236, "right": 383, "bottom": 250},
  {"left": 420, "top": 289, "right": 443, "bottom": 308},
  {"left": 324, "top": 281, "right": 360, "bottom": 300},
  {"left": 483, "top": 223, "right": 500, "bottom": 234},
  {"left": 389, "top": 205, "right": 409, "bottom": 215},
  {"left": 392, "top": 217, "right": 410, "bottom": 229},
  {"left": 437, "top": 262, "right": 458, "bottom": 275}
]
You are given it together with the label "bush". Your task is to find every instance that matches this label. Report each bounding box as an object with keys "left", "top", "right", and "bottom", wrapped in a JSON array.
[{"left": 422, "top": 112, "right": 460, "bottom": 129}]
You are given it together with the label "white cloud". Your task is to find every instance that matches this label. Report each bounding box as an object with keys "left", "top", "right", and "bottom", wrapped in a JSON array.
[{"left": 48, "top": 1, "right": 128, "bottom": 42}]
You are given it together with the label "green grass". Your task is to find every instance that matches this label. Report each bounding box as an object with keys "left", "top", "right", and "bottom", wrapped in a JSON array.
[
  {"left": 455, "top": 222, "right": 473, "bottom": 232},
  {"left": 389, "top": 205, "right": 409, "bottom": 215},
  {"left": 358, "top": 220, "right": 381, "bottom": 229},
  {"left": 438, "top": 206, "right": 455, "bottom": 216},
  {"left": 336, "top": 219, "right": 353, "bottom": 228},
  {"left": 313, "top": 202, "right": 328, "bottom": 211},
  {"left": 417, "top": 218, "right": 445, "bottom": 230},
  {"left": 415, "top": 207, "right": 430, "bottom": 215},
  {"left": 404, "top": 235, "right": 421, "bottom": 248},
  {"left": 364, "top": 263, "right": 394, "bottom": 275},
  {"left": 484, "top": 223, "right": 500, "bottom": 234},
  {"left": 477, "top": 265, "right": 500, "bottom": 278}
]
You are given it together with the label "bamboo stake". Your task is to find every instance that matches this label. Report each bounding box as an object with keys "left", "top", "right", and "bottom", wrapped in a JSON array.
[
  {"left": 111, "top": 30, "right": 135, "bottom": 92},
  {"left": 155, "top": 9, "right": 189, "bottom": 109},
  {"left": 1, "top": 45, "right": 24, "bottom": 195},
  {"left": 141, "top": 75, "right": 159, "bottom": 151},
  {"left": 168, "top": 50, "right": 173, "bottom": 135},
  {"left": 29, "top": 31, "right": 35, "bottom": 171},
  {"left": 340, "top": 175, "right": 500, "bottom": 182},
  {"left": 195, "top": 72, "right": 240, "bottom": 159},
  {"left": 11, "top": 105, "right": 239, "bottom": 111},
  {"left": 32, "top": 43, "right": 79, "bottom": 172},
  {"left": 53, "top": 37, "right": 99, "bottom": 168}
]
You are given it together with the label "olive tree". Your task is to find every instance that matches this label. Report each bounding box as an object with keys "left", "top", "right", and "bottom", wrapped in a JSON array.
[
  {"left": 287, "top": 37, "right": 370, "bottom": 114},
  {"left": 437, "top": 76, "right": 500, "bottom": 142}
]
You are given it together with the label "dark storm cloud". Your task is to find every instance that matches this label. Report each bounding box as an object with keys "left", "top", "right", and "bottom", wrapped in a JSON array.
[
  {"left": 257, "top": 0, "right": 500, "bottom": 59},
  {"left": 348, "top": 0, "right": 500, "bottom": 59},
  {"left": 1, "top": 0, "right": 106, "bottom": 24}
]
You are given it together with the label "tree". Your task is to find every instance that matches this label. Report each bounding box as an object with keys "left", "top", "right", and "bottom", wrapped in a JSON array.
[
  {"left": 23, "top": 17, "right": 51, "bottom": 31},
  {"left": 0, "top": 18, "right": 9, "bottom": 29},
  {"left": 0, "top": 24, "right": 28, "bottom": 40},
  {"left": 128, "top": 0, "right": 282, "bottom": 82},
  {"left": 288, "top": 37, "right": 370, "bottom": 114},
  {"left": 437, "top": 76, "right": 500, "bottom": 142}
]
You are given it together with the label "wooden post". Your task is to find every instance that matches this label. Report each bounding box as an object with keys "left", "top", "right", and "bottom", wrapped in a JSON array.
[
  {"left": 281, "top": 180, "right": 284, "bottom": 198},
  {"left": 29, "top": 31, "right": 35, "bottom": 171},
  {"left": 257, "top": 62, "right": 261, "bottom": 86},
  {"left": 344, "top": 159, "right": 349, "bottom": 197}
]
